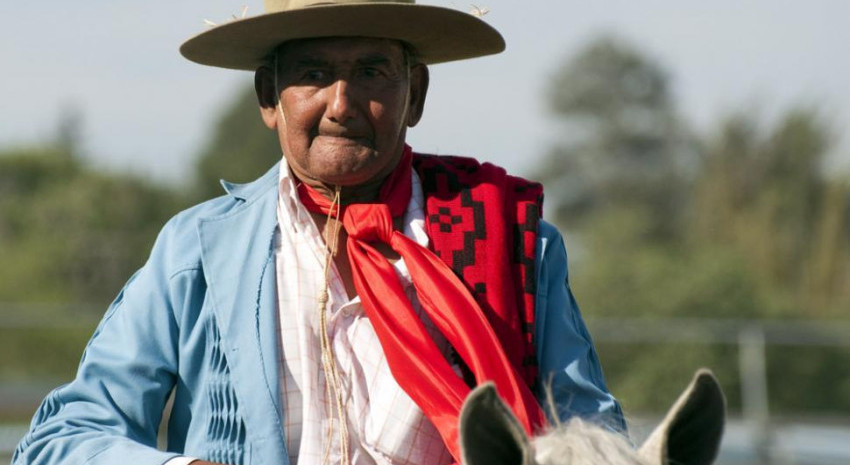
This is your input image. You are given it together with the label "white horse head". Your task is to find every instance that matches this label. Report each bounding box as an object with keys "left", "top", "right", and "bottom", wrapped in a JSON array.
[{"left": 459, "top": 369, "right": 725, "bottom": 465}]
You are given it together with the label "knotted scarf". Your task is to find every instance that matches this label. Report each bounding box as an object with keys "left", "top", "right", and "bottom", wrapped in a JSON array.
[{"left": 297, "top": 145, "right": 544, "bottom": 462}]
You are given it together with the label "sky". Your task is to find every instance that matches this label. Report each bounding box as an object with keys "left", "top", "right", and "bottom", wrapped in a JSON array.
[{"left": 2, "top": 1, "right": 849, "bottom": 183}]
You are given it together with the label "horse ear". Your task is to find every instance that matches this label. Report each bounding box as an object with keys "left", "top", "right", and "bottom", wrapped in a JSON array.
[
  {"left": 459, "top": 383, "right": 534, "bottom": 465},
  {"left": 638, "top": 369, "right": 726, "bottom": 465}
]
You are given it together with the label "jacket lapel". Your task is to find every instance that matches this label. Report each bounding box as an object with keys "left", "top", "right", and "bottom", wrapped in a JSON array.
[{"left": 197, "top": 165, "right": 288, "bottom": 463}]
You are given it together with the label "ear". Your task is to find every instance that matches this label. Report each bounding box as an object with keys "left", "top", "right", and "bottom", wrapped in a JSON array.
[
  {"left": 638, "top": 369, "right": 726, "bottom": 465},
  {"left": 459, "top": 383, "right": 534, "bottom": 465},
  {"left": 406, "top": 63, "right": 429, "bottom": 127},
  {"left": 255, "top": 65, "right": 280, "bottom": 130}
]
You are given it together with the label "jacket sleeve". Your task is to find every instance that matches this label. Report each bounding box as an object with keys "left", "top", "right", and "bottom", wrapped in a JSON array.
[
  {"left": 534, "top": 220, "right": 627, "bottom": 433},
  {"left": 13, "top": 231, "right": 186, "bottom": 465}
]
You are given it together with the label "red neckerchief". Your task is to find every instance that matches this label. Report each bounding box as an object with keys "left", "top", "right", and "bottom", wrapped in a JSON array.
[{"left": 297, "top": 145, "right": 544, "bottom": 462}]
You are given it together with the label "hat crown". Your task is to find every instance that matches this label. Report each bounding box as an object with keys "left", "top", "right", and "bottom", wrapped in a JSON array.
[
  {"left": 184, "top": 0, "right": 503, "bottom": 70},
  {"left": 264, "top": 0, "right": 415, "bottom": 13}
]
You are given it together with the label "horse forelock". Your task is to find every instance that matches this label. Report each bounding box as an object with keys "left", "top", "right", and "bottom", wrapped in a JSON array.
[{"left": 532, "top": 418, "right": 649, "bottom": 465}]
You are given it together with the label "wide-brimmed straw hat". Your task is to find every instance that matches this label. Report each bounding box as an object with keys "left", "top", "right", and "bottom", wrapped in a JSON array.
[{"left": 180, "top": 0, "right": 505, "bottom": 70}]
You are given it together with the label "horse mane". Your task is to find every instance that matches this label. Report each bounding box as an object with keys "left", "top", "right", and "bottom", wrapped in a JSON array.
[{"left": 533, "top": 418, "right": 649, "bottom": 465}]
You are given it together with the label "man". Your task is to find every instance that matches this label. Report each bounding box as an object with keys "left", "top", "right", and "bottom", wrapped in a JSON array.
[{"left": 15, "top": 1, "right": 624, "bottom": 464}]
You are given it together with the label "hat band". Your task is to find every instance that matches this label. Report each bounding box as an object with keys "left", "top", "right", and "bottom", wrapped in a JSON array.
[{"left": 264, "top": 0, "right": 415, "bottom": 13}]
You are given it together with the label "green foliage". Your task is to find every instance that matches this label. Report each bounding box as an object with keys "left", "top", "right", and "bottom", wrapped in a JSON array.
[
  {"left": 0, "top": 147, "right": 185, "bottom": 305},
  {"left": 691, "top": 109, "right": 850, "bottom": 316},
  {"left": 543, "top": 35, "right": 850, "bottom": 416},
  {"left": 538, "top": 37, "right": 696, "bottom": 242},
  {"left": 192, "top": 85, "right": 282, "bottom": 201},
  {"left": 548, "top": 37, "right": 672, "bottom": 124},
  {"left": 575, "top": 227, "right": 761, "bottom": 321},
  {"left": 0, "top": 145, "right": 188, "bottom": 402},
  {"left": 598, "top": 343, "right": 743, "bottom": 415},
  {"left": 766, "top": 346, "right": 850, "bottom": 414},
  {"left": 0, "top": 324, "right": 95, "bottom": 382}
]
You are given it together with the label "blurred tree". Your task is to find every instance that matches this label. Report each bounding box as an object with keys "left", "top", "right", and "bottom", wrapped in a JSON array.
[
  {"left": 537, "top": 36, "right": 697, "bottom": 241},
  {"left": 691, "top": 109, "right": 850, "bottom": 316},
  {"left": 0, "top": 147, "right": 184, "bottom": 306},
  {"left": 192, "top": 85, "right": 281, "bottom": 201},
  {"left": 0, "top": 145, "right": 187, "bottom": 389},
  {"left": 806, "top": 179, "right": 850, "bottom": 313},
  {"left": 540, "top": 35, "right": 850, "bottom": 415},
  {"left": 54, "top": 104, "right": 85, "bottom": 160}
]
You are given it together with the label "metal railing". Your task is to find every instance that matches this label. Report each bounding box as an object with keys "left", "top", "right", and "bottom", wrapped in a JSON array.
[{"left": 587, "top": 317, "right": 850, "bottom": 465}]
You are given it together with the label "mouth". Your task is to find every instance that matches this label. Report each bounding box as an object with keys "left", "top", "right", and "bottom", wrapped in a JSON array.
[{"left": 315, "top": 133, "right": 372, "bottom": 148}]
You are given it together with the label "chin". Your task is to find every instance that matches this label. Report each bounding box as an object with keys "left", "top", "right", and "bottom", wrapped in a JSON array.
[
  {"left": 317, "top": 167, "right": 383, "bottom": 189},
  {"left": 310, "top": 148, "right": 389, "bottom": 184}
]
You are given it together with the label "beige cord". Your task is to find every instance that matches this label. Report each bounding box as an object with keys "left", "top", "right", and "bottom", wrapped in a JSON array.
[
  {"left": 274, "top": 53, "right": 288, "bottom": 128},
  {"left": 277, "top": 99, "right": 287, "bottom": 129},
  {"left": 317, "top": 186, "right": 351, "bottom": 465}
]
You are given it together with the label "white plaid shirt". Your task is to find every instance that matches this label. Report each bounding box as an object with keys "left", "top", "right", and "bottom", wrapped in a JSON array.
[{"left": 273, "top": 161, "right": 454, "bottom": 465}]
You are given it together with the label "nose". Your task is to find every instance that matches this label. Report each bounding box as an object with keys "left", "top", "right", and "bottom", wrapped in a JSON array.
[{"left": 326, "top": 78, "right": 357, "bottom": 124}]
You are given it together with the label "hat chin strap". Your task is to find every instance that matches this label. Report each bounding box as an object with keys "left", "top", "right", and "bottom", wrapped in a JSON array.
[
  {"left": 274, "top": 54, "right": 288, "bottom": 128},
  {"left": 276, "top": 100, "right": 288, "bottom": 129}
]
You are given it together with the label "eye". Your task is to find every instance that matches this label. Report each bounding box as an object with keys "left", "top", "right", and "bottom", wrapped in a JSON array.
[
  {"left": 303, "top": 69, "right": 329, "bottom": 82},
  {"left": 357, "top": 66, "right": 381, "bottom": 79}
]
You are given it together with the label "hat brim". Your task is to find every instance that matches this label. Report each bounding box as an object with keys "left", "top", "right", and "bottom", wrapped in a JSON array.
[{"left": 180, "top": 3, "right": 505, "bottom": 70}]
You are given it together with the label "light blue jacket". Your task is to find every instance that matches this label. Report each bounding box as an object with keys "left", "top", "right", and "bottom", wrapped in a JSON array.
[{"left": 14, "top": 164, "right": 624, "bottom": 465}]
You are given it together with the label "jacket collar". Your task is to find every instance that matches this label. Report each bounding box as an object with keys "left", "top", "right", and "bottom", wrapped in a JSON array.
[{"left": 219, "top": 162, "right": 281, "bottom": 202}]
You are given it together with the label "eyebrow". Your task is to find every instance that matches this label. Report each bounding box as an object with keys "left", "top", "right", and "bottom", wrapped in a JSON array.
[
  {"left": 290, "top": 57, "right": 329, "bottom": 69},
  {"left": 355, "top": 54, "right": 393, "bottom": 67}
]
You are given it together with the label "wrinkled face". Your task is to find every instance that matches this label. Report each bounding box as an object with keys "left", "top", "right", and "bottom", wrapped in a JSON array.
[{"left": 256, "top": 37, "right": 428, "bottom": 193}]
